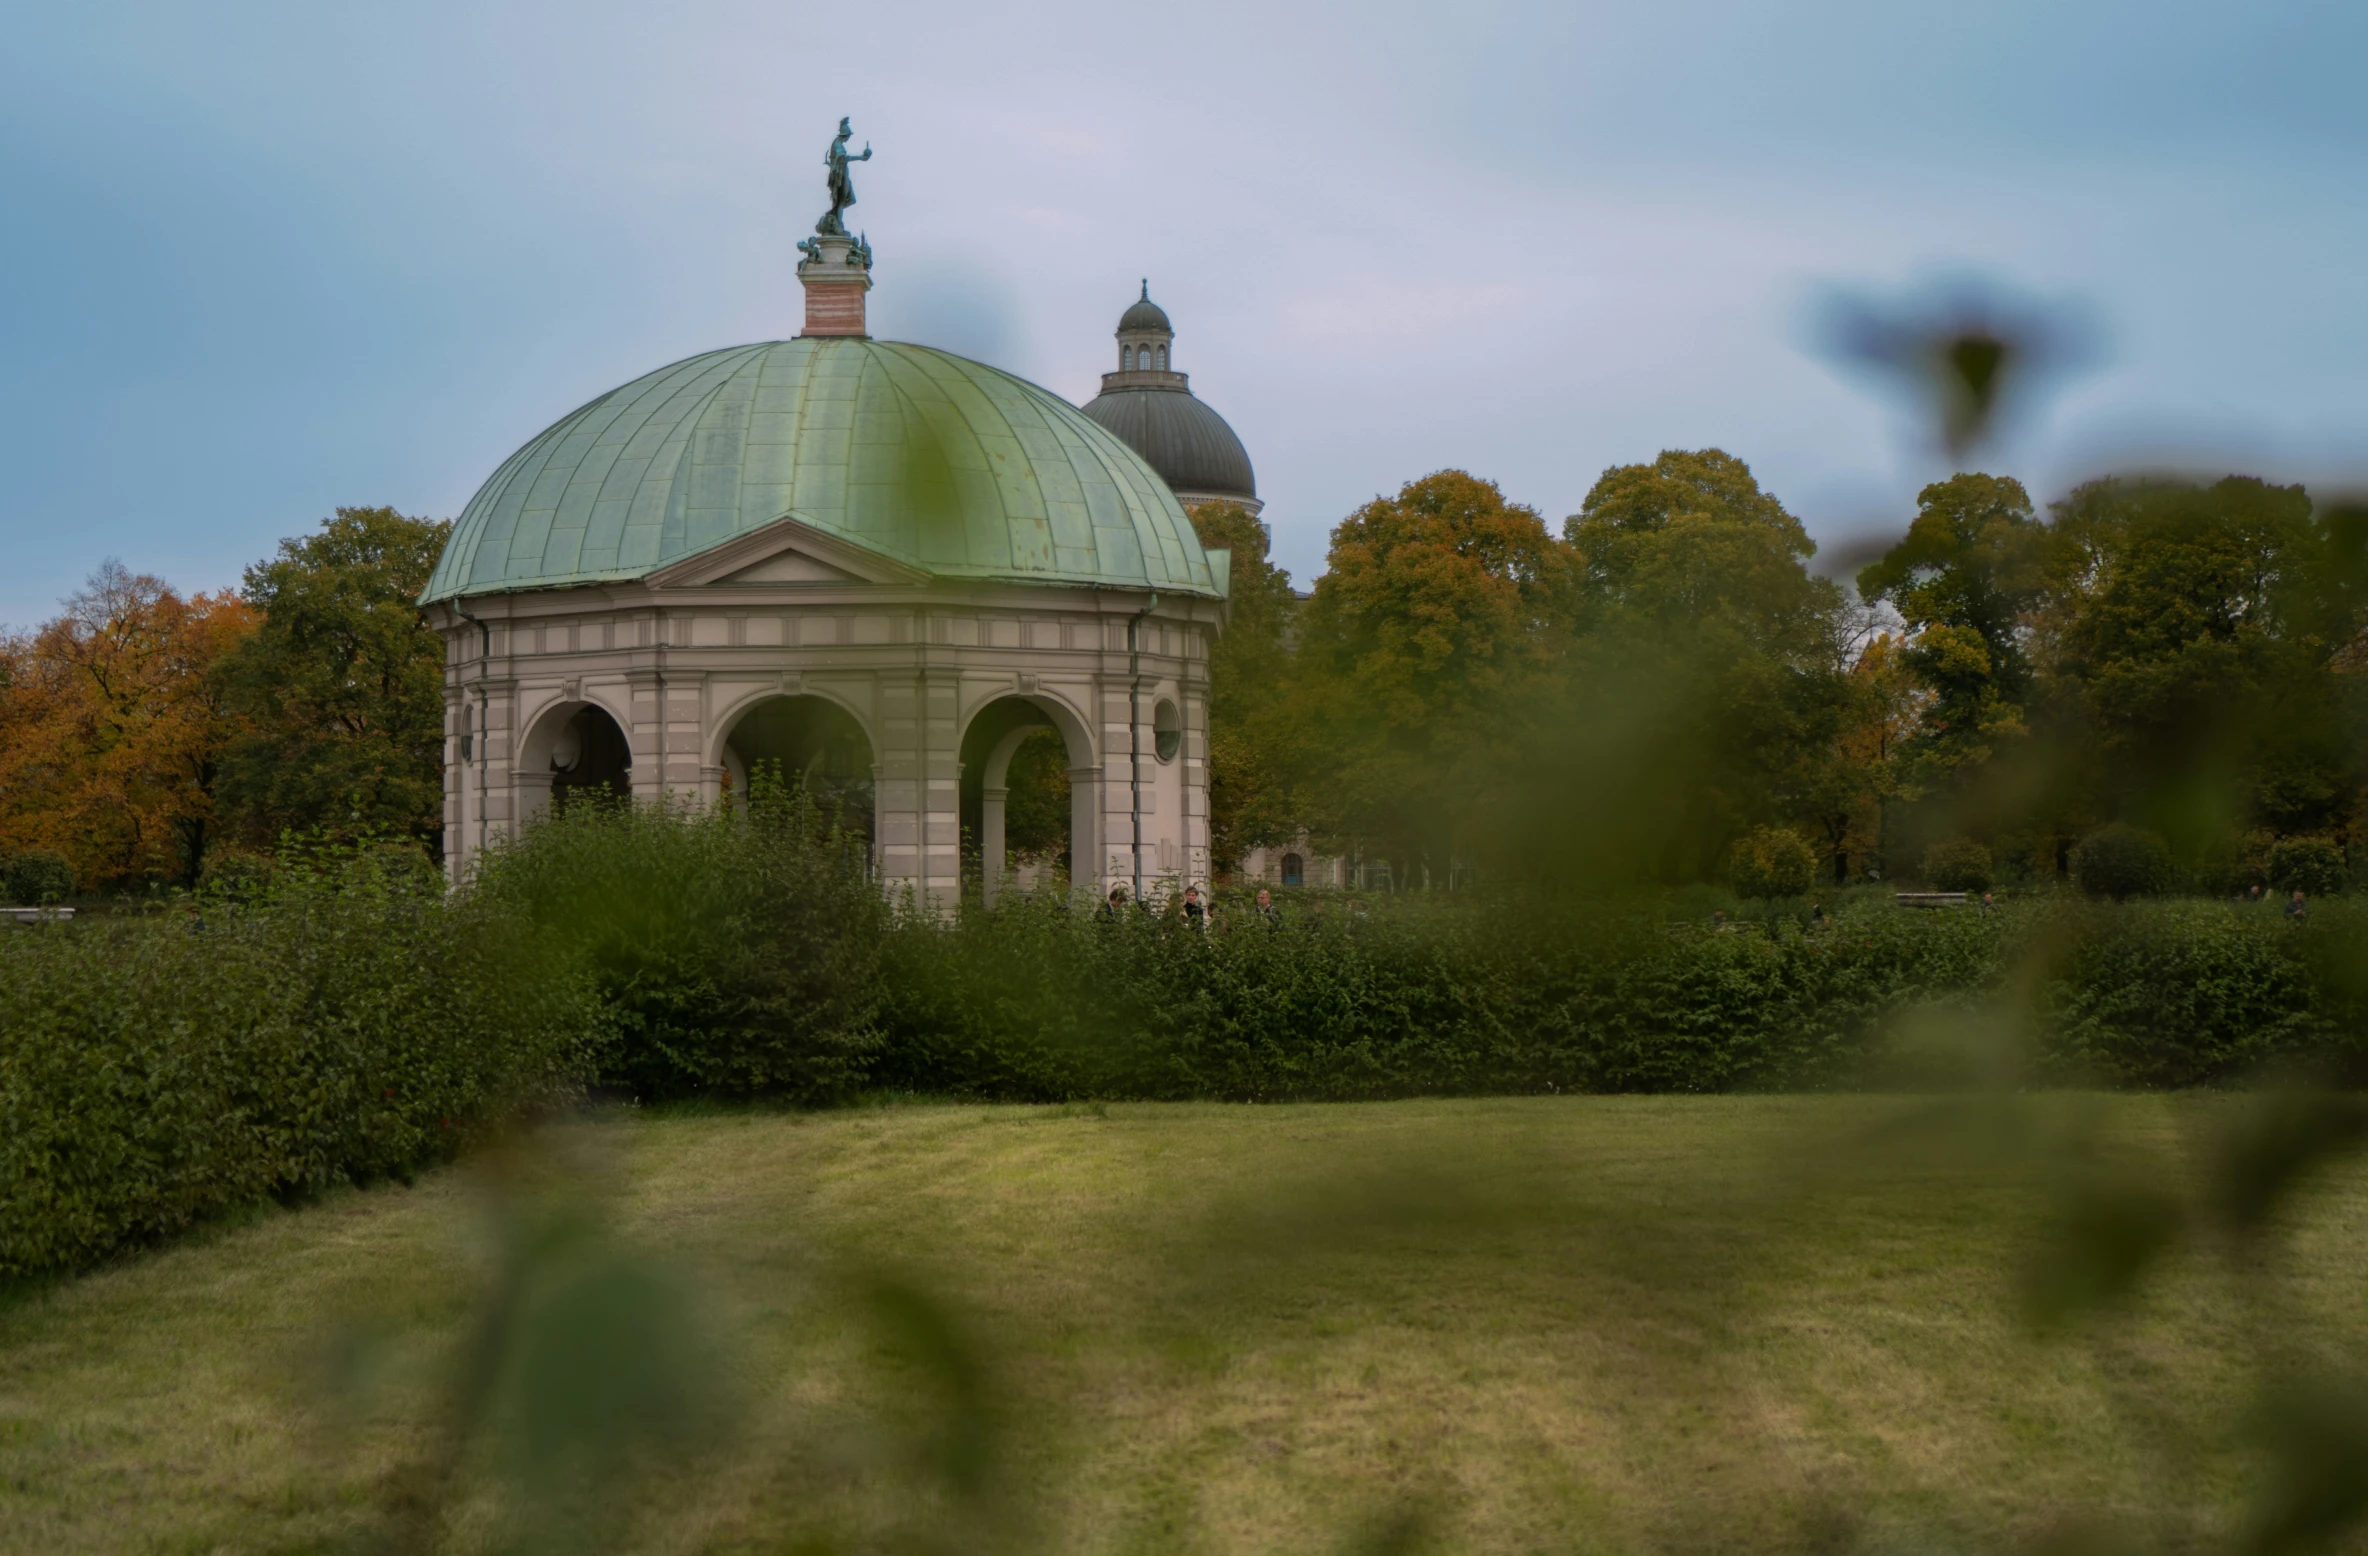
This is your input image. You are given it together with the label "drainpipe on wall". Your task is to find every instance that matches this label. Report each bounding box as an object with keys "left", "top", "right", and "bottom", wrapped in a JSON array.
[
  {"left": 1126, "top": 592, "right": 1159, "bottom": 906},
  {"left": 452, "top": 600, "right": 492, "bottom": 864}
]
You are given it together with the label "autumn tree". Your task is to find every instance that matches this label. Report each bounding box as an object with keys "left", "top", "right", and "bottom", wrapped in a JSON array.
[
  {"left": 0, "top": 563, "right": 258, "bottom": 888},
  {"left": 1818, "top": 629, "right": 1927, "bottom": 881},
  {"left": 214, "top": 507, "right": 451, "bottom": 853},
  {"left": 1288, "top": 471, "right": 1574, "bottom": 884}
]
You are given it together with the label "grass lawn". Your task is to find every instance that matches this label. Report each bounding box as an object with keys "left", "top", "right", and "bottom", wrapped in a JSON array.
[{"left": 3, "top": 1095, "right": 2363, "bottom": 1555}]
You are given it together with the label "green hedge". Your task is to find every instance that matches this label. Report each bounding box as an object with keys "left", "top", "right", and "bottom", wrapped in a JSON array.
[
  {"left": 2038, "top": 901, "right": 2334, "bottom": 1086},
  {"left": 871, "top": 893, "right": 2364, "bottom": 1102},
  {"left": 8, "top": 797, "right": 2362, "bottom": 1281},
  {"left": 0, "top": 862, "right": 591, "bottom": 1279}
]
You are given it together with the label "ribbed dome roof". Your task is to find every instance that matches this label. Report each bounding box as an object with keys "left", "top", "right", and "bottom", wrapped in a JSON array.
[
  {"left": 422, "top": 338, "right": 1225, "bottom": 603},
  {"left": 1118, "top": 289, "right": 1172, "bottom": 335},
  {"left": 1079, "top": 387, "right": 1257, "bottom": 502}
]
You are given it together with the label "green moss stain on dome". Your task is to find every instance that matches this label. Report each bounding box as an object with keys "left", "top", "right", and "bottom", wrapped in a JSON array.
[{"left": 422, "top": 338, "right": 1225, "bottom": 603}]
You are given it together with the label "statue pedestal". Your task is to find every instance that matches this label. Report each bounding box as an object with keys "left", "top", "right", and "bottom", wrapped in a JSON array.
[{"left": 798, "top": 234, "right": 872, "bottom": 337}]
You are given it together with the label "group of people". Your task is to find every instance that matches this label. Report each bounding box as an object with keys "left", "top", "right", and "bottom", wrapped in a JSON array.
[
  {"left": 1098, "top": 883, "right": 1358, "bottom": 931},
  {"left": 2232, "top": 882, "right": 2314, "bottom": 920}
]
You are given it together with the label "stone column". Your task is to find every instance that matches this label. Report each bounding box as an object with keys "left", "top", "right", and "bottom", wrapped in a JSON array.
[
  {"left": 1069, "top": 766, "right": 1103, "bottom": 903},
  {"left": 513, "top": 769, "right": 554, "bottom": 829},
  {"left": 920, "top": 671, "right": 962, "bottom": 909},
  {"left": 478, "top": 676, "right": 518, "bottom": 853},
  {"left": 625, "top": 668, "right": 666, "bottom": 803},
  {"left": 875, "top": 667, "right": 963, "bottom": 913},
  {"left": 979, "top": 785, "right": 1009, "bottom": 906},
  {"left": 976, "top": 722, "right": 1046, "bottom": 908},
  {"left": 1097, "top": 680, "right": 1146, "bottom": 900}
]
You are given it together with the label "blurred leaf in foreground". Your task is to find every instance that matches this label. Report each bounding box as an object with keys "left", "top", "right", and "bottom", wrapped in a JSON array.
[{"left": 1812, "top": 277, "right": 2099, "bottom": 457}]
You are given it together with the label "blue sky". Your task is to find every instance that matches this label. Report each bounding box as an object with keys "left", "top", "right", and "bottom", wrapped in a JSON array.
[{"left": 4, "top": 1, "right": 2364, "bottom": 625}]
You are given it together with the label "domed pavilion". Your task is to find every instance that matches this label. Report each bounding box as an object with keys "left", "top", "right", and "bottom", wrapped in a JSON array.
[{"left": 421, "top": 135, "right": 1231, "bottom": 908}]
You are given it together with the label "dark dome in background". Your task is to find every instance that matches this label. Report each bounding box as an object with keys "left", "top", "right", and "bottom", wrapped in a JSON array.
[
  {"left": 1080, "top": 391, "right": 1256, "bottom": 503},
  {"left": 1081, "top": 284, "right": 1259, "bottom": 510}
]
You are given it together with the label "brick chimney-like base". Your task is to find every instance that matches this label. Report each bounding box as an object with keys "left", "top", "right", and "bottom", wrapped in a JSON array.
[{"left": 798, "top": 234, "right": 872, "bottom": 337}]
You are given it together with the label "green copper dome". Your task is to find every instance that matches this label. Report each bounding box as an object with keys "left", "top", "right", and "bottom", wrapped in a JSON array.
[{"left": 421, "top": 338, "right": 1225, "bottom": 603}]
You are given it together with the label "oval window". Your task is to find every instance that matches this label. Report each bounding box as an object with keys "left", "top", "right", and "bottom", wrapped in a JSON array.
[{"left": 1153, "top": 698, "right": 1182, "bottom": 763}]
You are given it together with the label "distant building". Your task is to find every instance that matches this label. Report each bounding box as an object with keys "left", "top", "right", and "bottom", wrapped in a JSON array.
[
  {"left": 1080, "top": 283, "right": 1260, "bottom": 516},
  {"left": 1077, "top": 291, "right": 1378, "bottom": 892}
]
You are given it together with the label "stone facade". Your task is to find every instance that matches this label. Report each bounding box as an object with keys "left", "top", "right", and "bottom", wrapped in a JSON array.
[{"left": 428, "top": 514, "right": 1217, "bottom": 909}]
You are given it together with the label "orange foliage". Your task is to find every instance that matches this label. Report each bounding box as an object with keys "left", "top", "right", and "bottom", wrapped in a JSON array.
[{"left": 0, "top": 563, "right": 259, "bottom": 888}]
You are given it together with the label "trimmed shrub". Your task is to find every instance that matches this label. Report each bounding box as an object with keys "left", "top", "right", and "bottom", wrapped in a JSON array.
[
  {"left": 1728, "top": 827, "right": 1818, "bottom": 900},
  {"left": 1923, "top": 839, "right": 1994, "bottom": 894},
  {"left": 2072, "top": 824, "right": 2173, "bottom": 900},
  {"left": 472, "top": 782, "right": 884, "bottom": 1101},
  {"left": 4, "top": 849, "right": 76, "bottom": 906},
  {"left": 196, "top": 845, "right": 279, "bottom": 901},
  {"left": 2039, "top": 900, "right": 2326, "bottom": 1086},
  {"left": 2268, "top": 837, "right": 2346, "bottom": 899},
  {"left": 0, "top": 858, "right": 592, "bottom": 1279}
]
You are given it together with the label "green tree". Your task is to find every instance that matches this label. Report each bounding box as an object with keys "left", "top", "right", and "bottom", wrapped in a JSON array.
[
  {"left": 214, "top": 508, "right": 451, "bottom": 854},
  {"left": 1549, "top": 450, "right": 1848, "bottom": 880},
  {"left": 1000, "top": 727, "right": 1071, "bottom": 867},
  {"left": 1727, "top": 825, "right": 1818, "bottom": 899},
  {"left": 1187, "top": 501, "right": 1301, "bottom": 872},
  {"left": 1856, "top": 473, "right": 2050, "bottom": 786},
  {"left": 2040, "top": 476, "right": 2357, "bottom": 855},
  {"left": 1289, "top": 471, "right": 1575, "bottom": 885}
]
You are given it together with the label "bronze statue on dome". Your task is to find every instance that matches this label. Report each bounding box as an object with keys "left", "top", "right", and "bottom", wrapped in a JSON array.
[{"left": 816, "top": 117, "right": 871, "bottom": 237}]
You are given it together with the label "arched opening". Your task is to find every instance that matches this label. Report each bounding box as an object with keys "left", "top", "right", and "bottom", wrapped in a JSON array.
[
  {"left": 1155, "top": 344, "right": 1168, "bottom": 370},
  {"left": 721, "top": 694, "right": 875, "bottom": 842},
  {"left": 960, "top": 694, "right": 1096, "bottom": 905},
  {"left": 1281, "top": 852, "right": 1305, "bottom": 888},
  {"left": 516, "top": 699, "right": 633, "bottom": 825},
  {"left": 550, "top": 704, "right": 632, "bottom": 812}
]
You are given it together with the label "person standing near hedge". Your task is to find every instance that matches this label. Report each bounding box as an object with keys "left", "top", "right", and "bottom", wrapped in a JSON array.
[
  {"left": 2287, "top": 888, "right": 2309, "bottom": 922},
  {"left": 1253, "top": 888, "right": 1280, "bottom": 930}
]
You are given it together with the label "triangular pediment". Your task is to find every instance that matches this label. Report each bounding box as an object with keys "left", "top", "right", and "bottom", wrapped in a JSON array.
[
  {"left": 645, "top": 513, "right": 930, "bottom": 589},
  {"left": 719, "top": 549, "right": 861, "bottom": 584}
]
